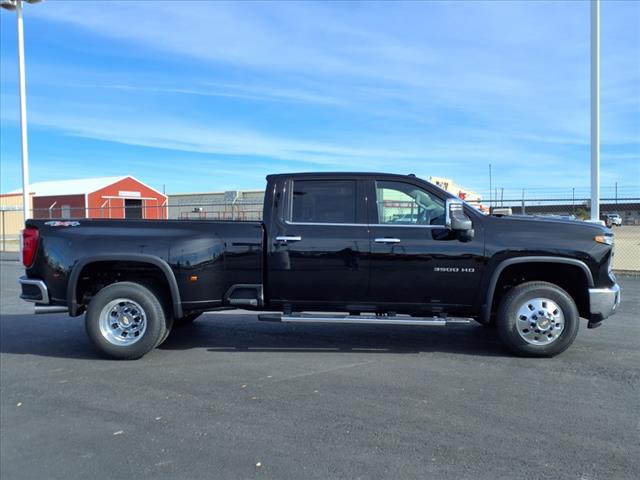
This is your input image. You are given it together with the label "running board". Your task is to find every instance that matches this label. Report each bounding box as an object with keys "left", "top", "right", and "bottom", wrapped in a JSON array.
[{"left": 258, "top": 313, "right": 471, "bottom": 326}]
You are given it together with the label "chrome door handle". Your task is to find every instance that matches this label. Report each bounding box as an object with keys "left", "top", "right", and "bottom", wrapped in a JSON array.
[
  {"left": 374, "top": 237, "right": 401, "bottom": 243},
  {"left": 276, "top": 236, "right": 302, "bottom": 242}
]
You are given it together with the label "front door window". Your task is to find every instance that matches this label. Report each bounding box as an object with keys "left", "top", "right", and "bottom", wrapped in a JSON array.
[{"left": 376, "top": 181, "right": 445, "bottom": 226}]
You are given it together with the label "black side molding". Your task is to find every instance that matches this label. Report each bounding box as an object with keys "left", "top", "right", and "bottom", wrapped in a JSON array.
[{"left": 66, "top": 254, "right": 183, "bottom": 318}]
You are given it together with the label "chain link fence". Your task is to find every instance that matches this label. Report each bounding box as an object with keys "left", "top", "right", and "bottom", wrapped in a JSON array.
[
  {"left": 2, "top": 194, "right": 638, "bottom": 273},
  {"left": 168, "top": 200, "right": 263, "bottom": 221}
]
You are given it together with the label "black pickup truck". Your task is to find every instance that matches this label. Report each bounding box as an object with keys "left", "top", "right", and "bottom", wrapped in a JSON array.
[{"left": 19, "top": 172, "right": 620, "bottom": 359}]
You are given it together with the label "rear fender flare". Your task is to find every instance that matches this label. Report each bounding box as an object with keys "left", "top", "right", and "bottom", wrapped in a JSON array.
[{"left": 67, "top": 254, "right": 183, "bottom": 318}]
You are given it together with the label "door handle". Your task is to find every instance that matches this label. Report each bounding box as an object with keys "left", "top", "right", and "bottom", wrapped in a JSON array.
[
  {"left": 276, "top": 236, "right": 302, "bottom": 242},
  {"left": 374, "top": 237, "right": 401, "bottom": 244}
]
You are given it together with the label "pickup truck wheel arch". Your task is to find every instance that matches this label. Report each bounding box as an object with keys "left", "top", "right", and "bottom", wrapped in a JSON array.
[
  {"left": 482, "top": 256, "right": 594, "bottom": 325},
  {"left": 67, "top": 254, "right": 183, "bottom": 319}
]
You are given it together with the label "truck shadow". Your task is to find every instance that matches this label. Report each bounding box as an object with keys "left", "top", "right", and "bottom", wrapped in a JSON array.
[
  {"left": 0, "top": 313, "right": 509, "bottom": 359},
  {"left": 0, "top": 313, "right": 97, "bottom": 360},
  {"left": 159, "top": 314, "right": 508, "bottom": 357}
]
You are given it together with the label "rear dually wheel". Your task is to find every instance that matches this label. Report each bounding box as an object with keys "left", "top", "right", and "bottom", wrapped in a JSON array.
[{"left": 85, "top": 282, "right": 168, "bottom": 360}]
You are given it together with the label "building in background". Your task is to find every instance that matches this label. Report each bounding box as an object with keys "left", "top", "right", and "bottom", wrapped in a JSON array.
[
  {"left": 1, "top": 176, "right": 166, "bottom": 250},
  {"left": 168, "top": 190, "right": 264, "bottom": 220},
  {"left": 9, "top": 176, "right": 167, "bottom": 220},
  {"left": 428, "top": 176, "right": 488, "bottom": 212},
  {"left": 0, "top": 192, "right": 33, "bottom": 249},
  {"left": 428, "top": 176, "right": 482, "bottom": 202}
]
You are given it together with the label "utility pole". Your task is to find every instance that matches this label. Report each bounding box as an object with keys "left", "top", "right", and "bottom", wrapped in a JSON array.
[
  {"left": 16, "top": 0, "right": 30, "bottom": 222},
  {"left": 590, "top": 0, "right": 600, "bottom": 221},
  {"left": 0, "top": 0, "right": 42, "bottom": 223},
  {"left": 488, "top": 163, "right": 492, "bottom": 214}
]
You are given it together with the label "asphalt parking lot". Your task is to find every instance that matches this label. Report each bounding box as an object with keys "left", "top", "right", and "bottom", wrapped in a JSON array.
[{"left": 1, "top": 259, "right": 639, "bottom": 480}]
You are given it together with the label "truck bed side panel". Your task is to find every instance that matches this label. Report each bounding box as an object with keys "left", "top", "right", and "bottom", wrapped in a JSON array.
[{"left": 25, "top": 219, "right": 264, "bottom": 311}]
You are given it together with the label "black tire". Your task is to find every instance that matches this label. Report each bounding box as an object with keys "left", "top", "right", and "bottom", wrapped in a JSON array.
[
  {"left": 174, "top": 312, "right": 202, "bottom": 327},
  {"left": 496, "top": 281, "right": 579, "bottom": 357},
  {"left": 85, "top": 282, "right": 168, "bottom": 360},
  {"left": 155, "top": 313, "right": 174, "bottom": 347}
]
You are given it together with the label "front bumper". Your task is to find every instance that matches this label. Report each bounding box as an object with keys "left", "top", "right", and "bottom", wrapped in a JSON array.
[{"left": 588, "top": 283, "right": 621, "bottom": 326}]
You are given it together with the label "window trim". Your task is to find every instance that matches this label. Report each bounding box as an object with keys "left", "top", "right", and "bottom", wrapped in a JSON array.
[
  {"left": 285, "top": 220, "right": 444, "bottom": 228},
  {"left": 280, "top": 176, "right": 468, "bottom": 228},
  {"left": 285, "top": 220, "right": 369, "bottom": 227}
]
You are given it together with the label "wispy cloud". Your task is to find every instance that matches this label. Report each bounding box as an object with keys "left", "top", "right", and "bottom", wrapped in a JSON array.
[{"left": 1, "top": 1, "right": 637, "bottom": 193}]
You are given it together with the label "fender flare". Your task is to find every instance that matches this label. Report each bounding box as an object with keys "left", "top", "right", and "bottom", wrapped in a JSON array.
[
  {"left": 67, "top": 254, "right": 183, "bottom": 318},
  {"left": 481, "top": 256, "right": 594, "bottom": 323}
]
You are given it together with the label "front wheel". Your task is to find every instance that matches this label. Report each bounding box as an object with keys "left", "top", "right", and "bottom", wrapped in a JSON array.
[
  {"left": 496, "top": 281, "right": 579, "bottom": 357},
  {"left": 85, "top": 282, "right": 168, "bottom": 360}
]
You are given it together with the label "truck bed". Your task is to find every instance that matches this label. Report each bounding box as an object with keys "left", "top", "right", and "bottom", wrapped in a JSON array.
[{"left": 25, "top": 218, "right": 265, "bottom": 313}]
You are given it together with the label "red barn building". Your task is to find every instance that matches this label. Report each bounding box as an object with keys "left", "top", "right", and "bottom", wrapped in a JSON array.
[{"left": 27, "top": 176, "right": 167, "bottom": 220}]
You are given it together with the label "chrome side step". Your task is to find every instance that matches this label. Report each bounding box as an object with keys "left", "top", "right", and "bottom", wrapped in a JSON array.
[{"left": 258, "top": 313, "right": 471, "bottom": 326}]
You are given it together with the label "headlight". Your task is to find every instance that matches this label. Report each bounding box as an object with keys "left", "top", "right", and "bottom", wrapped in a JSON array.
[{"left": 594, "top": 235, "right": 613, "bottom": 245}]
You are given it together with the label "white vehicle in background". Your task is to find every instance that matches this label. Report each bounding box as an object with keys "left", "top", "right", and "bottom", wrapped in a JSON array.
[{"left": 602, "top": 213, "right": 622, "bottom": 228}]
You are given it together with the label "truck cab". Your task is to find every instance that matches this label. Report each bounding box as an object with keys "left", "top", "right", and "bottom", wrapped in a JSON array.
[{"left": 264, "top": 173, "right": 483, "bottom": 317}]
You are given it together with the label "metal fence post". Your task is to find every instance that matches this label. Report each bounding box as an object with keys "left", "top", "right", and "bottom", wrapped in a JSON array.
[{"left": 1, "top": 210, "right": 5, "bottom": 253}]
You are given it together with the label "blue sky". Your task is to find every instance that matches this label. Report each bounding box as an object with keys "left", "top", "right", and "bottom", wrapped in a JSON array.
[{"left": 1, "top": 0, "right": 638, "bottom": 198}]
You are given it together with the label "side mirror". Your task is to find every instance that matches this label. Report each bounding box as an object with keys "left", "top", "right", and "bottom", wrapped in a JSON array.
[{"left": 446, "top": 198, "right": 473, "bottom": 233}]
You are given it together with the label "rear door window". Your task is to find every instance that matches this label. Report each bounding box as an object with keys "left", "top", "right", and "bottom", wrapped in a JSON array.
[{"left": 291, "top": 180, "right": 357, "bottom": 224}]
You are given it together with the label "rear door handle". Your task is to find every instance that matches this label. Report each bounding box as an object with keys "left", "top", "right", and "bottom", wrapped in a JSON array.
[
  {"left": 374, "top": 237, "right": 401, "bottom": 244},
  {"left": 276, "top": 236, "right": 302, "bottom": 242}
]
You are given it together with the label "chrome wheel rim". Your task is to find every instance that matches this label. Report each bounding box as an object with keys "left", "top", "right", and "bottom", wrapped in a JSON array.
[
  {"left": 516, "top": 297, "right": 564, "bottom": 346},
  {"left": 98, "top": 299, "right": 147, "bottom": 346}
]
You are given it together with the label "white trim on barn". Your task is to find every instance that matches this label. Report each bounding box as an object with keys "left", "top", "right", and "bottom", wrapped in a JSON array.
[
  {"left": 8, "top": 175, "right": 168, "bottom": 201},
  {"left": 9, "top": 176, "right": 127, "bottom": 196},
  {"left": 101, "top": 195, "right": 157, "bottom": 200},
  {"left": 127, "top": 176, "right": 167, "bottom": 200}
]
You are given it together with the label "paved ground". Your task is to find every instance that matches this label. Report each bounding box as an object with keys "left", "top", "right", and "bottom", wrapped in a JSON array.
[{"left": 1, "top": 260, "right": 639, "bottom": 480}]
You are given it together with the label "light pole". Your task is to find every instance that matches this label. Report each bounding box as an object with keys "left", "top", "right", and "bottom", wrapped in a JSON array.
[
  {"left": 590, "top": 0, "right": 600, "bottom": 221},
  {"left": 1, "top": 0, "right": 41, "bottom": 223}
]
